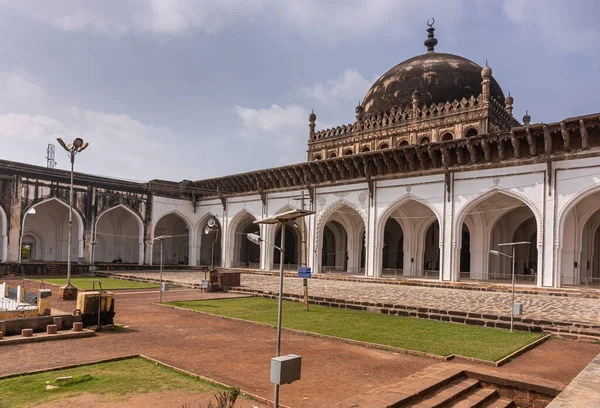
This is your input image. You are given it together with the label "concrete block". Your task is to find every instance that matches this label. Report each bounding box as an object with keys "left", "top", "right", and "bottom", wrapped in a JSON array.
[
  {"left": 38, "top": 289, "right": 52, "bottom": 316},
  {"left": 46, "top": 324, "right": 58, "bottom": 335},
  {"left": 72, "top": 322, "right": 83, "bottom": 332},
  {"left": 53, "top": 316, "right": 63, "bottom": 330},
  {"left": 22, "top": 328, "right": 33, "bottom": 337}
]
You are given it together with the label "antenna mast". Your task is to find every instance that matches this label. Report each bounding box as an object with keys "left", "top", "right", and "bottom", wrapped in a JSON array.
[{"left": 46, "top": 143, "right": 57, "bottom": 168}]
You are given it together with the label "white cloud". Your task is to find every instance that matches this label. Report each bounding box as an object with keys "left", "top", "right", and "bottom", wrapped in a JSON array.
[
  {"left": 234, "top": 104, "right": 308, "bottom": 165},
  {"left": 0, "top": 72, "right": 178, "bottom": 180},
  {"left": 502, "top": 0, "right": 600, "bottom": 53},
  {"left": 0, "top": 0, "right": 464, "bottom": 41},
  {"left": 300, "top": 69, "right": 371, "bottom": 107}
]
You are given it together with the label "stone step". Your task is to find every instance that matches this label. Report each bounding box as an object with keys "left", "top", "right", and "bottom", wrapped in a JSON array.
[
  {"left": 410, "top": 377, "right": 481, "bottom": 407},
  {"left": 484, "top": 398, "right": 516, "bottom": 408},
  {"left": 451, "top": 388, "right": 497, "bottom": 408}
]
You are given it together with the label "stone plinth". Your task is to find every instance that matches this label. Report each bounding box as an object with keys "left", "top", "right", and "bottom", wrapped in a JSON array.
[
  {"left": 21, "top": 328, "right": 33, "bottom": 337},
  {"left": 59, "top": 284, "right": 78, "bottom": 301},
  {"left": 53, "top": 316, "right": 63, "bottom": 330},
  {"left": 72, "top": 322, "right": 83, "bottom": 332},
  {"left": 38, "top": 289, "right": 52, "bottom": 316},
  {"left": 46, "top": 324, "right": 58, "bottom": 335},
  {"left": 0, "top": 331, "right": 3, "bottom": 340}
]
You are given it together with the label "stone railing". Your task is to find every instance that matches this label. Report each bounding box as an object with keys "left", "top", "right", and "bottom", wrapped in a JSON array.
[{"left": 312, "top": 94, "right": 488, "bottom": 142}]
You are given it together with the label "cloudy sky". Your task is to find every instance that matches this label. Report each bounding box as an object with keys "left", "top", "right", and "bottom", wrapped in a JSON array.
[{"left": 0, "top": 0, "right": 598, "bottom": 182}]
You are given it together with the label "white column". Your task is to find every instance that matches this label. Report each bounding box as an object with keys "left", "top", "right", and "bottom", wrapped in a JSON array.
[
  {"left": 366, "top": 185, "right": 377, "bottom": 277},
  {"left": 189, "top": 230, "right": 197, "bottom": 266}
]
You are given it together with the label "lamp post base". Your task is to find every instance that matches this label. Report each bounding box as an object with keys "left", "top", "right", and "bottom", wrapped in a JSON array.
[{"left": 59, "top": 283, "right": 78, "bottom": 301}]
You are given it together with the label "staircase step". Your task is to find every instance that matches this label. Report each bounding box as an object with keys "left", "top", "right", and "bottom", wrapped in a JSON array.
[
  {"left": 484, "top": 398, "right": 516, "bottom": 408},
  {"left": 452, "top": 388, "right": 497, "bottom": 408},
  {"left": 411, "top": 378, "right": 480, "bottom": 407}
]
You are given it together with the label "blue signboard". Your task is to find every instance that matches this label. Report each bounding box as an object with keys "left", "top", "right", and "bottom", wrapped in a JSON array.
[{"left": 298, "top": 266, "right": 312, "bottom": 279}]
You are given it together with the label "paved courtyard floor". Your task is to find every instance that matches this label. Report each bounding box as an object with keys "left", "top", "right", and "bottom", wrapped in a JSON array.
[
  {"left": 109, "top": 271, "right": 600, "bottom": 325},
  {"left": 2, "top": 279, "right": 600, "bottom": 407}
]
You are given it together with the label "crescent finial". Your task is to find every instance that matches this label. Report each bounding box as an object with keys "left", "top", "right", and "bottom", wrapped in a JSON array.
[{"left": 427, "top": 18, "right": 435, "bottom": 27}]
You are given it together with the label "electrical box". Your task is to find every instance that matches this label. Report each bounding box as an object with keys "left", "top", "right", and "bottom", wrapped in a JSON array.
[
  {"left": 270, "top": 354, "right": 301, "bottom": 385},
  {"left": 161, "top": 283, "right": 169, "bottom": 291},
  {"left": 513, "top": 302, "right": 523, "bottom": 315}
]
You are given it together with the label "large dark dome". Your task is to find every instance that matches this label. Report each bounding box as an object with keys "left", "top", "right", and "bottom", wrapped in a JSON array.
[{"left": 362, "top": 53, "right": 505, "bottom": 114}]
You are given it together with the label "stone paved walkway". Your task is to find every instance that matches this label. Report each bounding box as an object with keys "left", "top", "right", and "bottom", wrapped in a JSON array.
[{"left": 108, "top": 271, "right": 600, "bottom": 325}]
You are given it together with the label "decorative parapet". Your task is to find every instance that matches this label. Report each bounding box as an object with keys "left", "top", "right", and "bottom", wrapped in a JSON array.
[
  {"left": 311, "top": 94, "right": 489, "bottom": 143},
  {"left": 489, "top": 96, "right": 520, "bottom": 127}
]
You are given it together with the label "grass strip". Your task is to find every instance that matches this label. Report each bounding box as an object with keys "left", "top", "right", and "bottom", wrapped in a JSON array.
[
  {"left": 30, "top": 276, "right": 159, "bottom": 290},
  {"left": 0, "top": 357, "right": 232, "bottom": 408},
  {"left": 168, "top": 297, "right": 543, "bottom": 362}
]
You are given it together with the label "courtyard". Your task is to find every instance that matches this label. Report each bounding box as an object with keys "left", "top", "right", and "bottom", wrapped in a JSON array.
[{"left": 1, "top": 276, "right": 599, "bottom": 407}]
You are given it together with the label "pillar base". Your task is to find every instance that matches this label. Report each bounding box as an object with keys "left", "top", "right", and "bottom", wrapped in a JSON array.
[{"left": 58, "top": 284, "right": 78, "bottom": 301}]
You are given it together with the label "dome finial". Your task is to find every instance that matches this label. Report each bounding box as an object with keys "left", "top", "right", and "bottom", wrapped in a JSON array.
[{"left": 424, "top": 18, "right": 438, "bottom": 52}]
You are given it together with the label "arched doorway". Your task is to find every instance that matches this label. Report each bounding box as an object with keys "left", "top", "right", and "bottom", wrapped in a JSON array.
[
  {"left": 377, "top": 198, "right": 439, "bottom": 278},
  {"left": 559, "top": 189, "right": 600, "bottom": 288},
  {"left": 456, "top": 191, "right": 538, "bottom": 284},
  {"left": 21, "top": 198, "right": 84, "bottom": 262},
  {"left": 382, "top": 218, "right": 403, "bottom": 275},
  {"left": 459, "top": 224, "right": 471, "bottom": 278},
  {"left": 423, "top": 221, "right": 440, "bottom": 276},
  {"left": 197, "top": 215, "right": 222, "bottom": 268},
  {"left": 94, "top": 205, "right": 143, "bottom": 264},
  {"left": 230, "top": 211, "right": 260, "bottom": 268},
  {"left": 153, "top": 213, "right": 191, "bottom": 265},
  {"left": 272, "top": 223, "right": 302, "bottom": 271},
  {"left": 318, "top": 203, "right": 365, "bottom": 274}
]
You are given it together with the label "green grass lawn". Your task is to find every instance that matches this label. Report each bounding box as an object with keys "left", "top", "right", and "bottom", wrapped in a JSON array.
[
  {"left": 0, "top": 358, "right": 240, "bottom": 408},
  {"left": 32, "top": 276, "right": 159, "bottom": 290},
  {"left": 168, "top": 297, "right": 543, "bottom": 362}
]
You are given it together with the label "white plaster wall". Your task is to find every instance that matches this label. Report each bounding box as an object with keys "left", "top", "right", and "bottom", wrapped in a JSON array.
[
  {"left": 0, "top": 204, "right": 6, "bottom": 263},
  {"left": 152, "top": 196, "right": 199, "bottom": 266},
  {"left": 554, "top": 159, "right": 600, "bottom": 286},
  {"left": 375, "top": 177, "right": 445, "bottom": 278},
  {"left": 223, "top": 196, "right": 262, "bottom": 268}
]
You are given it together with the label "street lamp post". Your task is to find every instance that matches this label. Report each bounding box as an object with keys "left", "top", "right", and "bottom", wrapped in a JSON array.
[
  {"left": 247, "top": 209, "right": 314, "bottom": 408},
  {"left": 204, "top": 218, "right": 220, "bottom": 270},
  {"left": 490, "top": 241, "right": 530, "bottom": 332},
  {"left": 146, "top": 235, "right": 170, "bottom": 303},
  {"left": 56, "top": 137, "right": 89, "bottom": 301}
]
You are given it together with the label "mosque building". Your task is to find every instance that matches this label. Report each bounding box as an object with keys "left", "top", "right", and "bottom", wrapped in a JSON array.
[{"left": 1, "top": 23, "right": 599, "bottom": 289}]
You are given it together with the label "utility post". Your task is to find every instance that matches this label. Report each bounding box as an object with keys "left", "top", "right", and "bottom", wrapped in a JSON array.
[{"left": 295, "top": 191, "right": 309, "bottom": 311}]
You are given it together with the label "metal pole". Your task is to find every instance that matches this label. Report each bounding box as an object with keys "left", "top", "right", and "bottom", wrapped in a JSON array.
[
  {"left": 66, "top": 150, "right": 74, "bottom": 286},
  {"left": 274, "top": 221, "right": 286, "bottom": 408},
  {"left": 511, "top": 245, "right": 515, "bottom": 332},
  {"left": 160, "top": 239, "right": 163, "bottom": 304}
]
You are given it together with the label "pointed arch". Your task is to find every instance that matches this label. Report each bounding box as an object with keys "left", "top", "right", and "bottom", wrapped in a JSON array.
[
  {"left": 0, "top": 204, "right": 7, "bottom": 262},
  {"left": 227, "top": 208, "right": 260, "bottom": 268},
  {"left": 556, "top": 184, "right": 600, "bottom": 287},
  {"left": 454, "top": 187, "right": 542, "bottom": 244},
  {"left": 21, "top": 197, "right": 85, "bottom": 262},
  {"left": 94, "top": 204, "right": 144, "bottom": 265},
  {"left": 316, "top": 199, "right": 367, "bottom": 274},
  {"left": 454, "top": 188, "right": 541, "bottom": 283},
  {"left": 196, "top": 212, "right": 222, "bottom": 268},
  {"left": 153, "top": 210, "right": 192, "bottom": 265},
  {"left": 154, "top": 210, "right": 193, "bottom": 236},
  {"left": 375, "top": 195, "right": 441, "bottom": 278}
]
